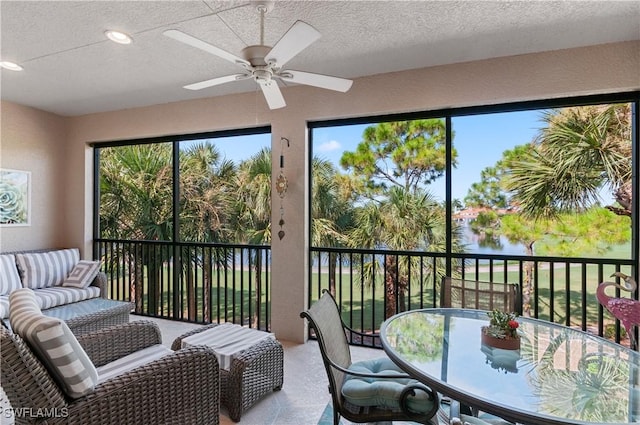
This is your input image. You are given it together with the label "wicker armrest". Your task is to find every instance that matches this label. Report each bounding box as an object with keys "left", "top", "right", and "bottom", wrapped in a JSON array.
[
  {"left": 77, "top": 320, "right": 162, "bottom": 367},
  {"left": 91, "top": 271, "right": 108, "bottom": 298},
  {"left": 230, "top": 336, "right": 282, "bottom": 368},
  {"left": 170, "top": 323, "right": 219, "bottom": 351},
  {"left": 67, "top": 346, "right": 220, "bottom": 424}
]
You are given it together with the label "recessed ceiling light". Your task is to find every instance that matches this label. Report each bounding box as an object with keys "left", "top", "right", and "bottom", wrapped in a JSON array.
[
  {"left": 0, "top": 61, "right": 24, "bottom": 71},
  {"left": 105, "top": 30, "right": 133, "bottom": 45}
]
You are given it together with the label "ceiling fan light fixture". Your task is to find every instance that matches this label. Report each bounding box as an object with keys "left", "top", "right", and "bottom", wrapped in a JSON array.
[
  {"left": 0, "top": 61, "right": 23, "bottom": 71},
  {"left": 105, "top": 30, "right": 133, "bottom": 45}
]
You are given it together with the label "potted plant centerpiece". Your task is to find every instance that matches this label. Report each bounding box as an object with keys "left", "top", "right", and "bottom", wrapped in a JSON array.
[{"left": 481, "top": 309, "right": 521, "bottom": 350}]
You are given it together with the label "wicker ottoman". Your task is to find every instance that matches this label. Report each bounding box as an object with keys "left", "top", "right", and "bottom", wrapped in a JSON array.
[{"left": 172, "top": 323, "right": 284, "bottom": 422}]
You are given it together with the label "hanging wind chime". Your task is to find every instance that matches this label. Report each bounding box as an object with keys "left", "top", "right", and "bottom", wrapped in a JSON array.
[{"left": 276, "top": 137, "right": 289, "bottom": 240}]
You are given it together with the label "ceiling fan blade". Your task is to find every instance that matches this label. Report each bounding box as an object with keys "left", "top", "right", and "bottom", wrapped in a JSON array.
[
  {"left": 264, "top": 21, "right": 321, "bottom": 68},
  {"left": 280, "top": 70, "right": 353, "bottom": 92},
  {"left": 184, "top": 74, "right": 250, "bottom": 91},
  {"left": 259, "top": 81, "right": 286, "bottom": 109},
  {"left": 163, "top": 29, "right": 250, "bottom": 67}
]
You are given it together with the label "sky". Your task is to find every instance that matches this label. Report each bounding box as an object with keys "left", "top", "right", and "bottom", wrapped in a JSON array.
[
  {"left": 190, "top": 109, "right": 615, "bottom": 205},
  {"left": 311, "top": 110, "right": 544, "bottom": 202}
]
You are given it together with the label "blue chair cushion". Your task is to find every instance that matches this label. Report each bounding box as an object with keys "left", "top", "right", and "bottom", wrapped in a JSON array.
[{"left": 341, "top": 357, "right": 436, "bottom": 414}]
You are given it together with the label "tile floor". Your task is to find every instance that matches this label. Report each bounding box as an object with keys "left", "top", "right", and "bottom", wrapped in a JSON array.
[{"left": 143, "top": 315, "right": 384, "bottom": 425}]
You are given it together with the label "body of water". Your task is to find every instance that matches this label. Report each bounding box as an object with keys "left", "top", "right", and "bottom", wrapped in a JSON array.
[{"left": 461, "top": 223, "right": 528, "bottom": 256}]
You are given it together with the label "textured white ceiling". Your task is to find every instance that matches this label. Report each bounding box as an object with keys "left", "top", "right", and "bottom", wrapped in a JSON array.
[{"left": 1, "top": 0, "right": 639, "bottom": 116}]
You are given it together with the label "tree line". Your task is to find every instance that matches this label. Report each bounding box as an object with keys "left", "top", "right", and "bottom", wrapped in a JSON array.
[{"left": 99, "top": 103, "right": 632, "bottom": 319}]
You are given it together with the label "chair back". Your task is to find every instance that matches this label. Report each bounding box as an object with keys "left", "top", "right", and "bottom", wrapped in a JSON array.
[
  {"left": 300, "top": 291, "right": 352, "bottom": 412},
  {"left": 0, "top": 327, "right": 67, "bottom": 423},
  {"left": 441, "top": 276, "right": 522, "bottom": 314}
]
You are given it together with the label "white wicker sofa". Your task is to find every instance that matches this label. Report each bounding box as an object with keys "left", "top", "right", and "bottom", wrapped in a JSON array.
[{"left": 0, "top": 248, "right": 106, "bottom": 321}]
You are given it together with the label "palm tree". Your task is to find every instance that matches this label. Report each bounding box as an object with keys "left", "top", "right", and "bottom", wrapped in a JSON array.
[
  {"left": 233, "top": 148, "right": 272, "bottom": 327},
  {"left": 339, "top": 120, "right": 461, "bottom": 318},
  {"left": 506, "top": 104, "right": 632, "bottom": 219},
  {"left": 179, "top": 142, "right": 236, "bottom": 242},
  {"left": 100, "top": 142, "right": 240, "bottom": 320},
  {"left": 179, "top": 142, "right": 237, "bottom": 321},
  {"left": 466, "top": 104, "right": 632, "bottom": 316},
  {"left": 348, "top": 187, "right": 461, "bottom": 318},
  {"left": 99, "top": 144, "right": 173, "bottom": 313},
  {"left": 311, "top": 158, "right": 356, "bottom": 295}
]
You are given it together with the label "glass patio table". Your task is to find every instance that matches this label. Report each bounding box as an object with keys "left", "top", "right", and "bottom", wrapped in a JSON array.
[{"left": 380, "top": 308, "right": 640, "bottom": 425}]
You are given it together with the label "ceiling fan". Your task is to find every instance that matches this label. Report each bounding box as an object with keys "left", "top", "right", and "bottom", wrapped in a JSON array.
[{"left": 163, "top": 1, "right": 353, "bottom": 110}]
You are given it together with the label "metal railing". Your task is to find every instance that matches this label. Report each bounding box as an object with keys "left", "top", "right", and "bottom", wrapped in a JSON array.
[
  {"left": 95, "top": 239, "right": 271, "bottom": 331},
  {"left": 94, "top": 239, "right": 636, "bottom": 348},
  {"left": 309, "top": 247, "right": 636, "bottom": 348}
]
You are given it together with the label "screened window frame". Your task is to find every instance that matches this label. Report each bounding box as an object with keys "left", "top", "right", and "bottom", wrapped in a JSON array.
[
  {"left": 307, "top": 91, "right": 640, "bottom": 269},
  {"left": 92, "top": 126, "right": 271, "bottom": 242}
]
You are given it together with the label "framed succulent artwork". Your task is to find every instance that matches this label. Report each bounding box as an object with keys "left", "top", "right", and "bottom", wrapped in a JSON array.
[{"left": 0, "top": 169, "right": 31, "bottom": 226}]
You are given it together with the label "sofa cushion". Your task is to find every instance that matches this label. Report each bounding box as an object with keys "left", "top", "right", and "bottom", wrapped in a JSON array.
[
  {"left": 62, "top": 260, "right": 101, "bottom": 289},
  {"left": 0, "top": 254, "right": 21, "bottom": 295},
  {"left": 0, "top": 287, "right": 100, "bottom": 320},
  {"left": 16, "top": 249, "right": 79, "bottom": 289},
  {"left": 9, "top": 288, "right": 98, "bottom": 399},
  {"left": 34, "top": 286, "right": 101, "bottom": 311}
]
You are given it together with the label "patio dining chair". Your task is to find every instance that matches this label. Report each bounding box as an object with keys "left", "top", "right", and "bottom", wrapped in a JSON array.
[
  {"left": 440, "top": 276, "right": 522, "bottom": 315},
  {"left": 300, "top": 289, "right": 440, "bottom": 425},
  {"left": 439, "top": 277, "right": 518, "bottom": 425},
  {"left": 1, "top": 288, "right": 220, "bottom": 424}
]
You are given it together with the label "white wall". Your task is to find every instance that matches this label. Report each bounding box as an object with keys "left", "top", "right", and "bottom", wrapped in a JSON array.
[{"left": 3, "top": 41, "right": 639, "bottom": 342}]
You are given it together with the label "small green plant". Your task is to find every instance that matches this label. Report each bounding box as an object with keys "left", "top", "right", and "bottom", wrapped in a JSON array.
[
  {"left": 604, "top": 323, "right": 627, "bottom": 340},
  {"left": 485, "top": 309, "right": 520, "bottom": 339}
]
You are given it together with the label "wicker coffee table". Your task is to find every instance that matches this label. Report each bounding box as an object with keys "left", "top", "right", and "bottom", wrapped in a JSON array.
[
  {"left": 172, "top": 323, "right": 284, "bottom": 422},
  {"left": 43, "top": 298, "right": 133, "bottom": 335}
]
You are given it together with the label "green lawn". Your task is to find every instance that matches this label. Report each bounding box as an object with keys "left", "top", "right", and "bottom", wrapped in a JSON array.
[{"left": 107, "top": 259, "right": 632, "bottom": 341}]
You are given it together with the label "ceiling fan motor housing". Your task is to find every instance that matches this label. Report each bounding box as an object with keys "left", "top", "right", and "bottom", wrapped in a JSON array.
[{"left": 242, "top": 45, "right": 271, "bottom": 67}]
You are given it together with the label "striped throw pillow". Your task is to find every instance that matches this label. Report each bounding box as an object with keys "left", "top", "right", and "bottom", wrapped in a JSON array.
[
  {"left": 0, "top": 254, "right": 21, "bottom": 295},
  {"left": 16, "top": 249, "right": 79, "bottom": 289},
  {"left": 9, "top": 288, "right": 98, "bottom": 399},
  {"left": 62, "top": 260, "right": 101, "bottom": 289}
]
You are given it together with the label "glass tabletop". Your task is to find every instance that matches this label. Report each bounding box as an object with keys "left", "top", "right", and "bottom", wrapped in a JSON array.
[
  {"left": 43, "top": 298, "right": 131, "bottom": 320},
  {"left": 380, "top": 308, "right": 640, "bottom": 425}
]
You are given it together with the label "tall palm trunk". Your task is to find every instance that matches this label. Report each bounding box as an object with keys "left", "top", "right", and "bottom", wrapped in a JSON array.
[
  {"left": 252, "top": 251, "right": 262, "bottom": 328},
  {"left": 186, "top": 265, "right": 196, "bottom": 321},
  {"left": 522, "top": 241, "right": 535, "bottom": 317},
  {"left": 203, "top": 253, "right": 211, "bottom": 322},
  {"left": 385, "top": 255, "right": 398, "bottom": 318},
  {"left": 398, "top": 275, "right": 408, "bottom": 312},
  {"left": 133, "top": 252, "right": 144, "bottom": 313},
  {"left": 329, "top": 252, "right": 337, "bottom": 296},
  {"left": 147, "top": 261, "right": 161, "bottom": 316}
]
